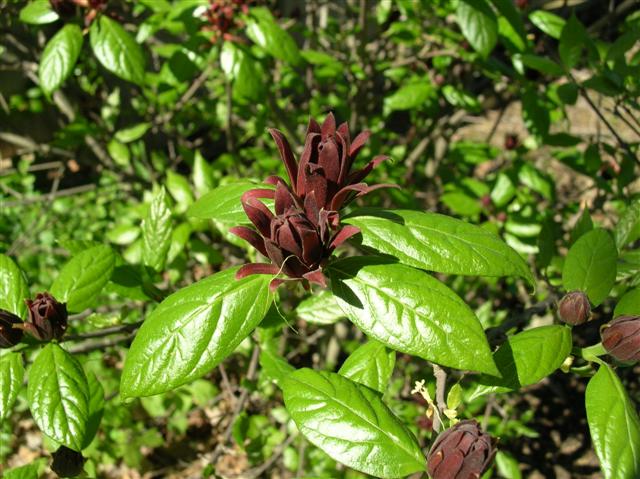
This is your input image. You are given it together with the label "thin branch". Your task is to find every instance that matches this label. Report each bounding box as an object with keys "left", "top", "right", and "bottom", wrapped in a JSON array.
[
  {"left": 432, "top": 364, "right": 448, "bottom": 432},
  {"left": 62, "top": 320, "right": 144, "bottom": 342}
]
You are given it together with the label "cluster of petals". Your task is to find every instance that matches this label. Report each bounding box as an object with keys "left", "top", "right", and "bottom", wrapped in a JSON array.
[{"left": 231, "top": 113, "right": 393, "bottom": 289}]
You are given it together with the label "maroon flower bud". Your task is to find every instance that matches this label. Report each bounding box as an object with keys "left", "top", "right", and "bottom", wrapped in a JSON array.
[
  {"left": 601, "top": 315, "right": 640, "bottom": 363},
  {"left": 49, "top": 0, "right": 77, "bottom": 17},
  {"left": 0, "top": 309, "right": 24, "bottom": 348},
  {"left": 51, "top": 446, "right": 85, "bottom": 477},
  {"left": 23, "top": 293, "right": 68, "bottom": 342},
  {"left": 427, "top": 420, "right": 496, "bottom": 479},
  {"left": 558, "top": 291, "right": 591, "bottom": 326},
  {"left": 504, "top": 134, "right": 518, "bottom": 150}
]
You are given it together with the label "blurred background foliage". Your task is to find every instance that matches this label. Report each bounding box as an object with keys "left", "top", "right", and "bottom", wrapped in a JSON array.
[{"left": 1, "top": 0, "right": 639, "bottom": 477}]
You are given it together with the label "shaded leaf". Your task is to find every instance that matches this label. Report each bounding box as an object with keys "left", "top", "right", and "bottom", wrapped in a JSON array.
[{"left": 39, "top": 24, "right": 83, "bottom": 95}]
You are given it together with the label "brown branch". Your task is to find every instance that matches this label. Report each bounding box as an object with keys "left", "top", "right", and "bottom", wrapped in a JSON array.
[
  {"left": 432, "top": 364, "right": 448, "bottom": 432},
  {"left": 62, "top": 320, "right": 144, "bottom": 342}
]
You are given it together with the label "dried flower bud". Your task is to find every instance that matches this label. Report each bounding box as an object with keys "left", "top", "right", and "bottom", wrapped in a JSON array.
[
  {"left": 0, "top": 309, "right": 24, "bottom": 348},
  {"left": 427, "top": 419, "right": 496, "bottom": 479},
  {"left": 504, "top": 133, "right": 518, "bottom": 150},
  {"left": 23, "top": 293, "right": 68, "bottom": 342},
  {"left": 558, "top": 291, "right": 591, "bottom": 326},
  {"left": 51, "top": 446, "right": 85, "bottom": 477},
  {"left": 601, "top": 315, "right": 640, "bottom": 363}
]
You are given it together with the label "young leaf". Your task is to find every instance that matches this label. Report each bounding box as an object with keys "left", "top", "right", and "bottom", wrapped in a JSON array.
[
  {"left": 245, "top": 7, "right": 301, "bottom": 66},
  {"left": 614, "top": 198, "right": 640, "bottom": 251},
  {"left": 295, "top": 290, "right": 344, "bottom": 325},
  {"left": 19, "top": 0, "right": 59, "bottom": 25},
  {"left": 615, "top": 288, "right": 640, "bottom": 317},
  {"left": 90, "top": 16, "right": 145, "bottom": 85},
  {"left": 27, "top": 344, "right": 89, "bottom": 451},
  {"left": 470, "top": 325, "right": 572, "bottom": 399},
  {"left": 188, "top": 182, "right": 273, "bottom": 224},
  {"left": 338, "top": 340, "right": 395, "bottom": 393},
  {"left": 528, "top": 10, "right": 565, "bottom": 39},
  {"left": 329, "top": 257, "right": 499, "bottom": 376},
  {"left": 0, "top": 254, "right": 29, "bottom": 318},
  {"left": 0, "top": 352, "right": 24, "bottom": 422},
  {"left": 39, "top": 24, "right": 83, "bottom": 95},
  {"left": 562, "top": 229, "right": 617, "bottom": 306},
  {"left": 282, "top": 369, "right": 426, "bottom": 478},
  {"left": 166, "top": 171, "right": 194, "bottom": 213},
  {"left": 586, "top": 363, "right": 640, "bottom": 479},
  {"left": 120, "top": 268, "right": 273, "bottom": 398},
  {"left": 456, "top": 0, "right": 498, "bottom": 58},
  {"left": 344, "top": 208, "right": 533, "bottom": 284},
  {"left": 193, "top": 151, "right": 215, "bottom": 196},
  {"left": 50, "top": 245, "right": 116, "bottom": 313},
  {"left": 141, "top": 186, "right": 173, "bottom": 273}
]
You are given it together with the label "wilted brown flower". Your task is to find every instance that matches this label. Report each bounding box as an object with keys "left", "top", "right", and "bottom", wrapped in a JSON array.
[
  {"left": 21, "top": 292, "right": 68, "bottom": 342},
  {"left": 51, "top": 446, "right": 85, "bottom": 477},
  {"left": 0, "top": 309, "right": 24, "bottom": 348},
  {"left": 601, "top": 315, "right": 640, "bottom": 363},
  {"left": 558, "top": 291, "right": 591, "bottom": 326},
  {"left": 427, "top": 419, "right": 496, "bottom": 479}
]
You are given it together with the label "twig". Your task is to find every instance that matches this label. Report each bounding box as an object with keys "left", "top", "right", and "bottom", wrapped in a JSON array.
[
  {"left": 62, "top": 320, "right": 144, "bottom": 342},
  {"left": 486, "top": 294, "right": 558, "bottom": 342},
  {"left": 239, "top": 433, "right": 297, "bottom": 479},
  {"left": 432, "top": 364, "right": 448, "bottom": 432},
  {"left": 2, "top": 184, "right": 96, "bottom": 208},
  {"left": 67, "top": 332, "right": 136, "bottom": 354}
]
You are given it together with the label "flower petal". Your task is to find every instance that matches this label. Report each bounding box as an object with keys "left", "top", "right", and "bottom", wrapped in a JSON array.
[
  {"left": 275, "top": 181, "right": 296, "bottom": 215},
  {"left": 337, "top": 121, "right": 350, "bottom": 146},
  {"left": 349, "top": 130, "right": 371, "bottom": 160},
  {"left": 229, "top": 226, "right": 268, "bottom": 257},
  {"left": 296, "top": 133, "right": 321, "bottom": 195},
  {"left": 329, "top": 225, "right": 360, "bottom": 249},
  {"left": 307, "top": 117, "right": 321, "bottom": 135},
  {"left": 321, "top": 112, "right": 336, "bottom": 140},
  {"left": 318, "top": 138, "right": 341, "bottom": 184},
  {"left": 268, "top": 128, "right": 298, "bottom": 191},
  {"left": 302, "top": 269, "right": 328, "bottom": 288},
  {"left": 347, "top": 155, "right": 390, "bottom": 184},
  {"left": 242, "top": 197, "right": 274, "bottom": 237},
  {"left": 236, "top": 263, "right": 280, "bottom": 280}
]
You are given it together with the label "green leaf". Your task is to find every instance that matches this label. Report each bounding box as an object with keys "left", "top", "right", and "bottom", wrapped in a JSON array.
[
  {"left": 81, "top": 372, "right": 105, "bottom": 449},
  {"left": 295, "top": 290, "right": 344, "bottom": 325},
  {"left": 338, "top": 340, "right": 395, "bottom": 393},
  {"left": 50, "top": 245, "right": 116, "bottom": 313},
  {"left": 518, "top": 53, "right": 563, "bottom": 77},
  {"left": 19, "top": 0, "right": 59, "bottom": 24},
  {"left": 559, "top": 14, "right": 587, "bottom": 69},
  {"left": 90, "top": 16, "right": 145, "bottom": 85},
  {"left": 220, "top": 42, "right": 265, "bottom": 101},
  {"left": 3, "top": 460, "right": 46, "bottom": 479},
  {"left": 562, "top": 229, "right": 617, "bottom": 306},
  {"left": 470, "top": 325, "right": 572, "bottom": 399},
  {"left": 120, "top": 268, "right": 273, "bottom": 398},
  {"left": 0, "top": 254, "right": 29, "bottom": 318},
  {"left": 586, "top": 363, "right": 640, "bottom": 479},
  {"left": 282, "top": 369, "right": 426, "bottom": 478},
  {"left": 259, "top": 348, "right": 295, "bottom": 386},
  {"left": 615, "top": 198, "right": 640, "bottom": 251},
  {"left": 0, "top": 352, "right": 24, "bottom": 422},
  {"left": 193, "top": 150, "right": 215, "bottom": 196},
  {"left": 615, "top": 288, "right": 640, "bottom": 317},
  {"left": 142, "top": 186, "right": 173, "bottom": 273},
  {"left": 529, "top": 10, "right": 565, "bottom": 39},
  {"left": 495, "top": 451, "right": 522, "bottom": 479},
  {"left": 166, "top": 170, "right": 194, "bottom": 212},
  {"left": 246, "top": 7, "right": 301, "bottom": 66},
  {"left": 570, "top": 209, "right": 593, "bottom": 245},
  {"left": 114, "top": 122, "right": 151, "bottom": 143},
  {"left": 188, "top": 182, "right": 273, "bottom": 224},
  {"left": 557, "top": 83, "right": 578, "bottom": 105},
  {"left": 456, "top": 0, "right": 498, "bottom": 58},
  {"left": 38, "top": 24, "right": 83, "bottom": 95},
  {"left": 344, "top": 208, "right": 533, "bottom": 284},
  {"left": 384, "top": 81, "right": 435, "bottom": 112},
  {"left": 27, "top": 344, "right": 89, "bottom": 451},
  {"left": 329, "top": 257, "right": 499, "bottom": 376}
]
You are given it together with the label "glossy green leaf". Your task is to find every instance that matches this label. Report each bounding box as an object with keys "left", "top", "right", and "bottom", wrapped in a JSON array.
[
  {"left": 246, "top": 7, "right": 301, "bottom": 66},
  {"left": 166, "top": 170, "right": 194, "bottom": 212},
  {"left": 491, "top": 0, "right": 527, "bottom": 52},
  {"left": 121, "top": 268, "right": 273, "bottom": 398},
  {"left": 39, "top": 24, "right": 83, "bottom": 95},
  {"left": 559, "top": 14, "right": 587, "bottom": 69},
  {"left": 586, "top": 363, "right": 640, "bottom": 479},
  {"left": 81, "top": 372, "right": 105, "bottom": 449},
  {"left": 90, "top": 16, "right": 145, "bottom": 85},
  {"left": 562, "top": 229, "right": 617, "bottom": 306},
  {"left": 220, "top": 41, "right": 265, "bottom": 101},
  {"left": 0, "top": 352, "right": 24, "bottom": 422},
  {"left": 518, "top": 54, "right": 563, "bottom": 77},
  {"left": 615, "top": 288, "right": 640, "bottom": 317},
  {"left": 344, "top": 208, "right": 533, "bottom": 283},
  {"left": 259, "top": 348, "right": 295, "bottom": 386},
  {"left": 615, "top": 198, "right": 640, "bottom": 250},
  {"left": 19, "top": 0, "right": 59, "bottom": 24},
  {"left": 495, "top": 450, "right": 522, "bottom": 479},
  {"left": 0, "top": 254, "right": 29, "bottom": 318},
  {"left": 188, "top": 182, "right": 273, "bottom": 224},
  {"left": 470, "top": 325, "right": 572, "bottom": 399},
  {"left": 142, "top": 186, "right": 173, "bottom": 273},
  {"left": 456, "top": 0, "right": 498, "bottom": 58},
  {"left": 27, "top": 344, "right": 89, "bottom": 451},
  {"left": 295, "top": 290, "right": 344, "bottom": 325},
  {"left": 3, "top": 460, "right": 46, "bottom": 479},
  {"left": 50, "top": 245, "right": 116, "bottom": 313},
  {"left": 114, "top": 122, "right": 151, "bottom": 143},
  {"left": 193, "top": 150, "right": 215, "bottom": 196},
  {"left": 529, "top": 10, "right": 565, "bottom": 39},
  {"left": 282, "top": 369, "right": 426, "bottom": 478},
  {"left": 167, "top": 223, "right": 192, "bottom": 265},
  {"left": 338, "top": 340, "right": 395, "bottom": 393},
  {"left": 384, "top": 81, "right": 434, "bottom": 112},
  {"left": 329, "top": 257, "right": 499, "bottom": 376}
]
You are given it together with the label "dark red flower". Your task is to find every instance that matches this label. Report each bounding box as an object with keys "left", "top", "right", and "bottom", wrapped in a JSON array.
[
  {"left": 0, "top": 309, "right": 23, "bottom": 348},
  {"left": 203, "top": 0, "right": 250, "bottom": 42},
  {"left": 558, "top": 291, "right": 591, "bottom": 326},
  {"left": 51, "top": 446, "right": 85, "bottom": 477},
  {"left": 601, "top": 315, "right": 640, "bottom": 363},
  {"left": 21, "top": 292, "right": 68, "bottom": 342},
  {"left": 427, "top": 420, "right": 496, "bottom": 479}
]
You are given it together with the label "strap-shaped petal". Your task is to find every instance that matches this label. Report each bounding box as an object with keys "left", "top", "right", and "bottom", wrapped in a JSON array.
[
  {"left": 347, "top": 154, "right": 389, "bottom": 184},
  {"left": 235, "top": 263, "right": 280, "bottom": 279},
  {"left": 296, "top": 133, "right": 321, "bottom": 195},
  {"left": 302, "top": 269, "right": 328, "bottom": 288},
  {"left": 321, "top": 112, "right": 336, "bottom": 140},
  {"left": 241, "top": 197, "right": 273, "bottom": 237},
  {"left": 329, "top": 225, "right": 360, "bottom": 249},
  {"left": 229, "top": 226, "right": 268, "bottom": 257},
  {"left": 268, "top": 128, "right": 298, "bottom": 191}
]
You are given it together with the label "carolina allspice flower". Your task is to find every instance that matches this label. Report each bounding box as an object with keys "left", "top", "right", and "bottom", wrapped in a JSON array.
[
  {"left": 601, "top": 315, "right": 640, "bottom": 363},
  {"left": 51, "top": 446, "right": 85, "bottom": 478},
  {"left": 231, "top": 114, "right": 394, "bottom": 289},
  {"left": 558, "top": 291, "right": 591, "bottom": 326},
  {"left": 0, "top": 309, "right": 24, "bottom": 348},
  {"left": 22, "top": 292, "right": 68, "bottom": 342},
  {"left": 427, "top": 419, "right": 496, "bottom": 479},
  {"left": 203, "top": 0, "right": 250, "bottom": 42}
]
